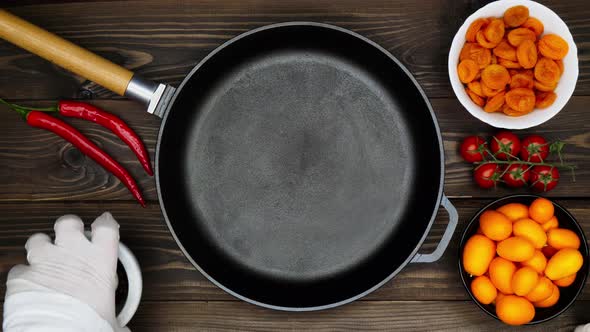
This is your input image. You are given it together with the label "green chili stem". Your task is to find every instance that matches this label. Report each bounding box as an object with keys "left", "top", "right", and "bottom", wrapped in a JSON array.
[{"left": 0, "top": 98, "right": 58, "bottom": 112}]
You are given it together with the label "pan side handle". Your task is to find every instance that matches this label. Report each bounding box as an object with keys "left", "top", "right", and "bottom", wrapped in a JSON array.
[
  {"left": 410, "top": 195, "right": 458, "bottom": 263},
  {"left": 0, "top": 9, "right": 168, "bottom": 114}
]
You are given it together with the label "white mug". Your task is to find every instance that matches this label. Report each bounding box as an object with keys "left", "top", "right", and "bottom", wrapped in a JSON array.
[{"left": 84, "top": 231, "right": 142, "bottom": 327}]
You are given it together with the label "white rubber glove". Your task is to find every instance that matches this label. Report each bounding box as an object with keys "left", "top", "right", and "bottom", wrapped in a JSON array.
[{"left": 3, "top": 212, "right": 129, "bottom": 332}]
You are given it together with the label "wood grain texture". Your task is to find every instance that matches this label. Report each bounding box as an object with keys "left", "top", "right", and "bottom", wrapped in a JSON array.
[
  {"left": 1, "top": 299, "right": 585, "bottom": 331},
  {"left": 1, "top": 199, "right": 590, "bottom": 304},
  {"left": 0, "top": 9, "right": 134, "bottom": 96},
  {"left": 0, "top": 97, "right": 588, "bottom": 202},
  {"left": 1, "top": 1, "right": 590, "bottom": 330},
  {"left": 130, "top": 300, "right": 590, "bottom": 331},
  {"left": 0, "top": 0, "right": 588, "bottom": 100}
]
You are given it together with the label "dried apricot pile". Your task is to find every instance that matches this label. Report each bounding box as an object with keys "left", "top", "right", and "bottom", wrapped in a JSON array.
[
  {"left": 462, "top": 197, "right": 584, "bottom": 326},
  {"left": 458, "top": 5, "right": 568, "bottom": 116}
]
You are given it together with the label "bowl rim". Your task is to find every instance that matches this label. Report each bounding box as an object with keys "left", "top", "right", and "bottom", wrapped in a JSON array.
[
  {"left": 448, "top": 0, "right": 579, "bottom": 129},
  {"left": 458, "top": 194, "right": 589, "bottom": 325}
]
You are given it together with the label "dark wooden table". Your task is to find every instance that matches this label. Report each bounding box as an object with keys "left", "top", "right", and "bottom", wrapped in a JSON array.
[{"left": 1, "top": 0, "right": 589, "bottom": 330}]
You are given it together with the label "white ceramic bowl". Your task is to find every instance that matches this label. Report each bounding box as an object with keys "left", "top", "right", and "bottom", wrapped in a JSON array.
[{"left": 448, "top": 0, "right": 578, "bottom": 129}]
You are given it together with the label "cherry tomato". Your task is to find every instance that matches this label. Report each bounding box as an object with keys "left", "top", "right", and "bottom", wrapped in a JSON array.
[
  {"left": 460, "top": 136, "right": 488, "bottom": 162},
  {"left": 491, "top": 131, "right": 521, "bottom": 160},
  {"left": 520, "top": 135, "right": 549, "bottom": 162},
  {"left": 474, "top": 163, "right": 502, "bottom": 188},
  {"left": 530, "top": 165, "right": 560, "bottom": 192},
  {"left": 501, "top": 164, "right": 530, "bottom": 188}
]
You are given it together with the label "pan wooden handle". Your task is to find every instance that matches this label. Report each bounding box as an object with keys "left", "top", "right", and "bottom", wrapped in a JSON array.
[{"left": 0, "top": 9, "right": 133, "bottom": 96}]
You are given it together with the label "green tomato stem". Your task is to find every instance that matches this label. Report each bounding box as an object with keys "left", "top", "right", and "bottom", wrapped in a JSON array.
[{"left": 474, "top": 160, "right": 576, "bottom": 169}]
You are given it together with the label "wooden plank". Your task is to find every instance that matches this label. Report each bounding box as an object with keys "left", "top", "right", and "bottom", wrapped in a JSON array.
[
  {"left": 1, "top": 299, "right": 588, "bottom": 331},
  {"left": 0, "top": 199, "right": 589, "bottom": 303},
  {"left": 0, "top": 97, "right": 588, "bottom": 202},
  {"left": 129, "top": 300, "right": 590, "bottom": 331},
  {"left": 0, "top": 0, "right": 588, "bottom": 99}
]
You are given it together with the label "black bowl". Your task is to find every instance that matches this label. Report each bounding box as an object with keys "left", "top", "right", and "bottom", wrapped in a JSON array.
[{"left": 458, "top": 194, "right": 589, "bottom": 325}]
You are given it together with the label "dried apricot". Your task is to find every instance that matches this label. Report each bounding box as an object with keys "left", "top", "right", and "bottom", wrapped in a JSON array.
[
  {"left": 510, "top": 73, "right": 533, "bottom": 89},
  {"left": 519, "top": 69, "right": 534, "bottom": 78},
  {"left": 458, "top": 59, "right": 479, "bottom": 83},
  {"left": 510, "top": 69, "right": 533, "bottom": 80},
  {"left": 502, "top": 106, "right": 518, "bottom": 116},
  {"left": 505, "top": 88, "right": 535, "bottom": 114},
  {"left": 467, "top": 81, "right": 484, "bottom": 97},
  {"left": 482, "top": 81, "right": 504, "bottom": 97},
  {"left": 538, "top": 34, "right": 569, "bottom": 60},
  {"left": 467, "top": 88, "right": 485, "bottom": 106},
  {"left": 461, "top": 43, "right": 492, "bottom": 68},
  {"left": 491, "top": 54, "right": 498, "bottom": 64},
  {"left": 504, "top": 5, "right": 529, "bottom": 28},
  {"left": 522, "top": 17, "right": 544, "bottom": 36},
  {"left": 493, "top": 40, "right": 517, "bottom": 61},
  {"left": 499, "top": 58, "right": 522, "bottom": 69},
  {"left": 534, "top": 80, "right": 557, "bottom": 92},
  {"left": 474, "top": 48, "right": 492, "bottom": 68},
  {"left": 507, "top": 28, "right": 536, "bottom": 47},
  {"left": 482, "top": 64, "right": 510, "bottom": 89},
  {"left": 474, "top": 71, "right": 482, "bottom": 81},
  {"left": 466, "top": 18, "right": 489, "bottom": 43},
  {"left": 535, "top": 57, "right": 560, "bottom": 84},
  {"left": 484, "top": 91, "right": 506, "bottom": 113},
  {"left": 503, "top": 106, "right": 532, "bottom": 117},
  {"left": 556, "top": 59, "right": 564, "bottom": 75},
  {"left": 535, "top": 91, "right": 557, "bottom": 109},
  {"left": 516, "top": 40, "right": 538, "bottom": 69},
  {"left": 460, "top": 43, "right": 474, "bottom": 61},
  {"left": 484, "top": 19, "right": 505, "bottom": 44},
  {"left": 477, "top": 30, "right": 500, "bottom": 48}
]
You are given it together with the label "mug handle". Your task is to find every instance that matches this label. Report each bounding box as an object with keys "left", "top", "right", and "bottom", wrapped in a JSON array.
[
  {"left": 410, "top": 195, "right": 458, "bottom": 263},
  {"left": 84, "top": 231, "right": 142, "bottom": 327},
  {"left": 116, "top": 241, "right": 143, "bottom": 327}
]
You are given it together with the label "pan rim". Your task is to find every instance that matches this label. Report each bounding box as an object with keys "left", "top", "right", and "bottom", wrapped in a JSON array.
[{"left": 155, "top": 21, "right": 445, "bottom": 311}]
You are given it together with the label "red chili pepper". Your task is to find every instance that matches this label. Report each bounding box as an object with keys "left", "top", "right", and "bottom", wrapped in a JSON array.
[
  {"left": 1, "top": 99, "right": 153, "bottom": 176},
  {"left": 58, "top": 101, "right": 153, "bottom": 176},
  {"left": 23, "top": 110, "right": 145, "bottom": 207}
]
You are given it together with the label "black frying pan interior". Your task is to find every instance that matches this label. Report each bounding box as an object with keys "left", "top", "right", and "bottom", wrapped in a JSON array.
[{"left": 157, "top": 24, "right": 443, "bottom": 309}]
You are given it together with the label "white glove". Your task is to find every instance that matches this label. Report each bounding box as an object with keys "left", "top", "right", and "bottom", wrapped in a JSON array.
[
  {"left": 3, "top": 212, "right": 129, "bottom": 332},
  {"left": 576, "top": 324, "right": 590, "bottom": 332}
]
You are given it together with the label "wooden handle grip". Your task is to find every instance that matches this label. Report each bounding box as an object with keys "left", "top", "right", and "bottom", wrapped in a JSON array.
[{"left": 0, "top": 9, "right": 133, "bottom": 96}]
